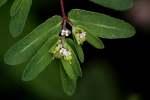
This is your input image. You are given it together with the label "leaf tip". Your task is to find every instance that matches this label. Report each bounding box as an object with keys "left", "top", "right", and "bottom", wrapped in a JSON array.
[
  {"left": 21, "top": 72, "right": 33, "bottom": 82},
  {"left": 4, "top": 51, "right": 16, "bottom": 66},
  {"left": 129, "top": 25, "right": 136, "bottom": 37}
]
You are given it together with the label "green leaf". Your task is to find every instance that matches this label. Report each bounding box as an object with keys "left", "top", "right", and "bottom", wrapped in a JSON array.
[
  {"left": 0, "top": 0, "right": 7, "bottom": 7},
  {"left": 22, "top": 35, "right": 59, "bottom": 81},
  {"left": 66, "top": 39, "right": 75, "bottom": 50},
  {"left": 87, "top": 32, "right": 104, "bottom": 49},
  {"left": 66, "top": 38, "right": 84, "bottom": 63},
  {"left": 4, "top": 16, "right": 61, "bottom": 65},
  {"left": 9, "top": 0, "right": 32, "bottom": 37},
  {"left": 59, "top": 63, "right": 76, "bottom": 96},
  {"left": 66, "top": 42, "right": 82, "bottom": 77},
  {"left": 74, "top": 42, "right": 84, "bottom": 63},
  {"left": 60, "top": 42, "right": 82, "bottom": 79},
  {"left": 71, "top": 50, "right": 82, "bottom": 77},
  {"left": 69, "top": 9, "right": 135, "bottom": 39},
  {"left": 89, "top": 0, "right": 134, "bottom": 11},
  {"left": 10, "top": 0, "right": 24, "bottom": 16},
  {"left": 61, "top": 58, "right": 77, "bottom": 80}
]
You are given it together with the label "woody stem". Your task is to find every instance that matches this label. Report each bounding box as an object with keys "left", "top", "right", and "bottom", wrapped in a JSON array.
[
  {"left": 60, "top": 0, "right": 66, "bottom": 19},
  {"left": 60, "top": 0, "right": 67, "bottom": 29}
]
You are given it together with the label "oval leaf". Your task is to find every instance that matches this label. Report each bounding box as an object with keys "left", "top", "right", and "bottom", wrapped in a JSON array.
[
  {"left": 0, "top": 0, "right": 7, "bottom": 7},
  {"left": 66, "top": 39, "right": 75, "bottom": 50},
  {"left": 10, "top": 0, "right": 24, "bottom": 16},
  {"left": 61, "top": 58, "right": 77, "bottom": 81},
  {"left": 66, "top": 42, "right": 82, "bottom": 77},
  {"left": 71, "top": 50, "right": 82, "bottom": 77},
  {"left": 9, "top": 0, "right": 32, "bottom": 37},
  {"left": 59, "top": 63, "right": 76, "bottom": 96},
  {"left": 4, "top": 16, "right": 61, "bottom": 65},
  {"left": 66, "top": 39, "right": 84, "bottom": 63},
  {"left": 69, "top": 9, "right": 135, "bottom": 39},
  {"left": 74, "top": 42, "right": 84, "bottom": 63},
  {"left": 87, "top": 32, "right": 104, "bottom": 49},
  {"left": 22, "top": 35, "right": 59, "bottom": 81},
  {"left": 89, "top": 0, "right": 134, "bottom": 11}
]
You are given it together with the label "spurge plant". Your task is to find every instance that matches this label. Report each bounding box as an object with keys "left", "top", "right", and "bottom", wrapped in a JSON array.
[{"left": 0, "top": 0, "right": 135, "bottom": 95}]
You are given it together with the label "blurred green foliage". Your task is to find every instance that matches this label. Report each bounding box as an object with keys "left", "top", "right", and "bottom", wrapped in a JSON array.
[{"left": 89, "top": 0, "right": 133, "bottom": 11}]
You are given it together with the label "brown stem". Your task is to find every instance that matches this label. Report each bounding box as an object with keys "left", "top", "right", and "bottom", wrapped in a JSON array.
[
  {"left": 60, "top": 0, "right": 74, "bottom": 28},
  {"left": 60, "top": 0, "right": 67, "bottom": 19},
  {"left": 60, "top": 0, "right": 67, "bottom": 29}
]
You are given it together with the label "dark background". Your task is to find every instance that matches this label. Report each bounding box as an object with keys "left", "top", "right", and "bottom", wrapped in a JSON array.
[{"left": 0, "top": 0, "right": 148, "bottom": 99}]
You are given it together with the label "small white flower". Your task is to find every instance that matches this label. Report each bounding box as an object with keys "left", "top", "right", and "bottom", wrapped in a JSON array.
[
  {"left": 79, "top": 32, "right": 86, "bottom": 39},
  {"left": 50, "top": 39, "right": 73, "bottom": 63},
  {"left": 60, "top": 48, "right": 71, "bottom": 57},
  {"left": 72, "top": 26, "right": 87, "bottom": 45},
  {"left": 61, "top": 29, "right": 71, "bottom": 37}
]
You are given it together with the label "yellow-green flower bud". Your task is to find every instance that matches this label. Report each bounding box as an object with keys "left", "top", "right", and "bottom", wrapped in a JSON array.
[
  {"left": 49, "top": 39, "right": 73, "bottom": 63},
  {"left": 72, "top": 26, "right": 87, "bottom": 45}
]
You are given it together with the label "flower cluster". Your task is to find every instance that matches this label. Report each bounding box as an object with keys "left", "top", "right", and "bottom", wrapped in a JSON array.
[
  {"left": 50, "top": 26, "right": 87, "bottom": 63},
  {"left": 50, "top": 40, "right": 72, "bottom": 63},
  {"left": 60, "top": 26, "right": 87, "bottom": 45},
  {"left": 61, "top": 29, "right": 71, "bottom": 37},
  {"left": 72, "top": 26, "right": 87, "bottom": 45}
]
